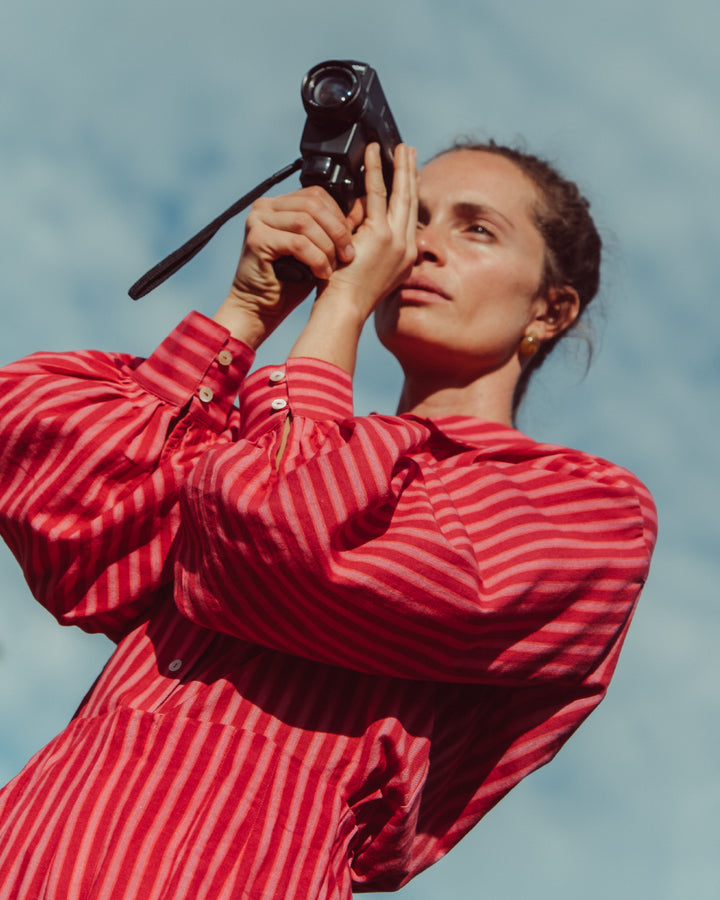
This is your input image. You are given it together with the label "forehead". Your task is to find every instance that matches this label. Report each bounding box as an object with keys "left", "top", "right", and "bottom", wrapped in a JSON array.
[{"left": 418, "top": 150, "right": 541, "bottom": 221}]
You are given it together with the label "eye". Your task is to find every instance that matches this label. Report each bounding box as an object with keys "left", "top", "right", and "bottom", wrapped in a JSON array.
[{"left": 466, "top": 223, "right": 494, "bottom": 239}]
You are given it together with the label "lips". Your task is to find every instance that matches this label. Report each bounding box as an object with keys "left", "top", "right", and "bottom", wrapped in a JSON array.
[{"left": 395, "top": 275, "right": 451, "bottom": 302}]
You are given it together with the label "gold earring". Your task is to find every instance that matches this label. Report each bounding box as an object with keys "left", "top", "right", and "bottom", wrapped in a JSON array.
[{"left": 519, "top": 333, "right": 541, "bottom": 358}]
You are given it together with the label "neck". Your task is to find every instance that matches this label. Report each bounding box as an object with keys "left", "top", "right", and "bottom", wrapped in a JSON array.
[{"left": 396, "top": 364, "right": 520, "bottom": 425}]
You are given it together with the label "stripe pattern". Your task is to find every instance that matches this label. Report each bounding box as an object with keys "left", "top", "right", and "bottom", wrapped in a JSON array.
[{"left": 0, "top": 313, "right": 656, "bottom": 898}]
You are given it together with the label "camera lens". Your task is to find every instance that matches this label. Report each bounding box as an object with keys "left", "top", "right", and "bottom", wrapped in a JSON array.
[{"left": 309, "top": 69, "right": 357, "bottom": 109}]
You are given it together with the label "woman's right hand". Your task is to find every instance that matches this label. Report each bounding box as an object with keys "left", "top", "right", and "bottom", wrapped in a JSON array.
[
  {"left": 213, "top": 185, "right": 359, "bottom": 348},
  {"left": 319, "top": 142, "right": 418, "bottom": 322}
]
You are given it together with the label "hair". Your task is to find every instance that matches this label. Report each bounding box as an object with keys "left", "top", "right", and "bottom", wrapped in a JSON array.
[{"left": 434, "top": 139, "right": 602, "bottom": 420}]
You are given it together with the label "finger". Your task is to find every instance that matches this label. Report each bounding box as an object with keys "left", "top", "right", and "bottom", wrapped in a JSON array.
[
  {"left": 246, "top": 216, "right": 336, "bottom": 281},
  {"left": 252, "top": 209, "right": 337, "bottom": 258},
  {"left": 346, "top": 197, "right": 366, "bottom": 233},
  {"left": 248, "top": 194, "right": 353, "bottom": 273},
  {"left": 363, "top": 143, "right": 389, "bottom": 219},
  {"left": 387, "top": 146, "right": 418, "bottom": 276},
  {"left": 293, "top": 186, "right": 356, "bottom": 262},
  {"left": 248, "top": 221, "right": 336, "bottom": 281},
  {"left": 404, "top": 147, "right": 419, "bottom": 245},
  {"left": 386, "top": 144, "right": 413, "bottom": 226},
  {"left": 265, "top": 184, "right": 349, "bottom": 223}
]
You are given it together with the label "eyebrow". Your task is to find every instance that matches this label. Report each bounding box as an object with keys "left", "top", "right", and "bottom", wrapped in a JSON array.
[{"left": 418, "top": 199, "right": 516, "bottom": 231}]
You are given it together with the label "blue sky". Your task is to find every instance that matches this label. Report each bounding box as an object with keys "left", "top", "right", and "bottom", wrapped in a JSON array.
[{"left": 1, "top": 1, "right": 718, "bottom": 897}]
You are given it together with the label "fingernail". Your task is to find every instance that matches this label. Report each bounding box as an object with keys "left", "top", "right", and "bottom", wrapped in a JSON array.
[{"left": 341, "top": 243, "right": 355, "bottom": 262}]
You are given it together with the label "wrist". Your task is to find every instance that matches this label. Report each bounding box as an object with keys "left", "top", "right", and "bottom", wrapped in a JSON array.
[
  {"left": 288, "top": 291, "right": 366, "bottom": 375},
  {"left": 212, "top": 296, "right": 279, "bottom": 349}
]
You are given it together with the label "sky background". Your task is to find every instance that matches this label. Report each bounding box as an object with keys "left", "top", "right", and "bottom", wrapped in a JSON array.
[{"left": 1, "top": 1, "right": 718, "bottom": 897}]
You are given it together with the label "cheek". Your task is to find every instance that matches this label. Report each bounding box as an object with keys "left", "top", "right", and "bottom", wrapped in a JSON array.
[
  {"left": 457, "top": 265, "right": 542, "bottom": 345},
  {"left": 465, "top": 255, "right": 543, "bottom": 314}
]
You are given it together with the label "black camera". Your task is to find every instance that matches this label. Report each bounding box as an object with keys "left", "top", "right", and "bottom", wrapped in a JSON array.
[
  {"left": 298, "top": 60, "right": 402, "bottom": 213},
  {"left": 273, "top": 60, "right": 403, "bottom": 283}
]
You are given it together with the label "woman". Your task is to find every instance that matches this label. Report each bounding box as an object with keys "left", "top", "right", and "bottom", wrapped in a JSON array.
[{"left": 0, "top": 143, "right": 656, "bottom": 898}]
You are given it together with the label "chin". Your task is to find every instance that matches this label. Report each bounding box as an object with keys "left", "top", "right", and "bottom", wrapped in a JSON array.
[
  {"left": 377, "top": 330, "right": 451, "bottom": 377},
  {"left": 376, "top": 302, "right": 436, "bottom": 344}
]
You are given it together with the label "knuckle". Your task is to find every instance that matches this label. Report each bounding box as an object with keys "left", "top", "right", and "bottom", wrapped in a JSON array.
[
  {"left": 303, "top": 185, "right": 332, "bottom": 212},
  {"left": 286, "top": 211, "right": 307, "bottom": 233},
  {"left": 245, "top": 210, "right": 260, "bottom": 230},
  {"left": 288, "top": 210, "right": 321, "bottom": 239},
  {"left": 246, "top": 199, "right": 274, "bottom": 233},
  {"left": 305, "top": 185, "right": 327, "bottom": 200},
  {"left": 243, "top": 218, "right": 268, "bottom": 248},
  {"left": 286, "top": 233, "right": 308, "bottom": 254},
  {"left": 286, "top": 234, "right": 325, "bottom": 264},
  {"left": 250, "top": 196, "right": 272, "bottom": 216}
]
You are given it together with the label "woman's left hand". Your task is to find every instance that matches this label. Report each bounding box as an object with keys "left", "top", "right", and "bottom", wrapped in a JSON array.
[
  {"left": 319, "top": 142, "right": 418, "bottom": 322},
  {"left": 287, "top": 142, "right": 417, "bottom": 375}
]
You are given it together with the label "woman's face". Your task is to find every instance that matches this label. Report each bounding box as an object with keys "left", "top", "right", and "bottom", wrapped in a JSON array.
[{"left": 374, "top": 149, "right": 550, "bottom": 379}]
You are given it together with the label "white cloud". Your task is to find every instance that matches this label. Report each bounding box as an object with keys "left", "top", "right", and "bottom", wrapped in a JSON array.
[{"left": 1, "top": 0, "right": 718, "bottom": 896}]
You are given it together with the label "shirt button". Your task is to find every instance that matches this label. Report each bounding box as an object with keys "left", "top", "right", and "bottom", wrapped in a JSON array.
[
  {"left": 168, "top": 659, "right": 183, "bottom": 673},
  {"left": 269, "top": 370, "right": 285, "bottom": 383},
  {"left": 271, "top": 398, "right": 288, "bottom": 411},
  {"left": 198, "top": 386, "right": 214, "bottom": 403},
  {"left": 217, "top": 350, "right": 233, "bottom": 366}
]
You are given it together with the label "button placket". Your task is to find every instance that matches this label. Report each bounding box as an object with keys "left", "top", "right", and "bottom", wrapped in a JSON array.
[{"left": 266, "top": 367, "right": 289, "bottom": 415}]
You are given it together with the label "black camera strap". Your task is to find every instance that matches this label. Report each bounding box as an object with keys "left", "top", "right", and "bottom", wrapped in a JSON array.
[{"left": 128, "top": 158, "right": 303, "bottom": 300}]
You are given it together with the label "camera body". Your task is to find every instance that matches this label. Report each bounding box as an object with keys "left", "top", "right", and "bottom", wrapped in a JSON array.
[
  {"left": 271, "top": 60, "right": 402, "bottom": 283},
  {"left": 298, "top": 60, "right": 402, "bottom": 213}
]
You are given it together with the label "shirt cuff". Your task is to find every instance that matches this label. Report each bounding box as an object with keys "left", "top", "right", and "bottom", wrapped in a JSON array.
[
  {"left": 132, "top": 312, "right": 255, "bottom": 431},
  {"left": 240, "top": 358, "right": 354, "bottom": 441}
]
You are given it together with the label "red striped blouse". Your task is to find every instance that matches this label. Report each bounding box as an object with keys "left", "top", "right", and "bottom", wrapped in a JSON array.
[{"left": 0, "top": 312, "right": 656, "bottom": 899}]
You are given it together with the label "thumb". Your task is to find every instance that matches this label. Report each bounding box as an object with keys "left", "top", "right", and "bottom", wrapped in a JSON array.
[{"left": 346, "top": 197, "right": 366, "bottom": 232}]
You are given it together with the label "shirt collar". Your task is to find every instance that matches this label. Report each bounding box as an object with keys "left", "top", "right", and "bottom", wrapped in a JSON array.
[{"left": 399, "top": 412, "right": 531, "bottom": 450}]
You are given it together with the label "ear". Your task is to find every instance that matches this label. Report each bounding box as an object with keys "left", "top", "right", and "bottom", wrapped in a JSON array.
[{"left": 531, "top": 286, "right": 580, "bottom": 340}]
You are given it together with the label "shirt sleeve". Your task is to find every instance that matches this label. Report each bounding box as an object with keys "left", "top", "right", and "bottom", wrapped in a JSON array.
[
  {"left": 0, "top": 312, "right": 254, "bottom": 641},
  {"left": 174, "top": 363, "right": 657, "bottom": 685}
]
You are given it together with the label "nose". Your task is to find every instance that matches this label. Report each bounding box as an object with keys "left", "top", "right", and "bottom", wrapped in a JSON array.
[{"left": 415, "top": 225, "right": 446, "bottom": 265}]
